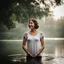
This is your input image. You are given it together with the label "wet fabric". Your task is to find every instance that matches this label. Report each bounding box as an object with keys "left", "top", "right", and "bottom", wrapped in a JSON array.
[{"left": 23, "top": 31, "right": 44, "bottom": 56}]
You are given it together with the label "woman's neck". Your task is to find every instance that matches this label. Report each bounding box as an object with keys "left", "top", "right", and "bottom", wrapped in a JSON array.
[{"left": 30, "top": 29, "right": 37, "bottom": 32}]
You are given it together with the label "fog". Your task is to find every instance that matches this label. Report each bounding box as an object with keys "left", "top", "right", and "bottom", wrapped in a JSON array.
[{"left": 0, "top": 17, "right": 64, "bottom": 40}]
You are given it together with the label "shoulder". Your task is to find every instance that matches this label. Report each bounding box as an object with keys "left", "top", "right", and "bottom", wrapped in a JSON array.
[
  {"left": 39, "top": 31, "right": 44, "bottom": 37},
  {"left": 23, "top": 31, "right": 28, "bottom": 38}
]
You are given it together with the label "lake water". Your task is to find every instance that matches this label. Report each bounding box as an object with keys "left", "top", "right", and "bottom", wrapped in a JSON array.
[{"left": 0, "top": 40, "right": 64, "bottom": 64}]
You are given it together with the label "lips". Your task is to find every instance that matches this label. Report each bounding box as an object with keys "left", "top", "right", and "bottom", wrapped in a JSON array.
[
  {"left": 29, "top": 25, "right": 33, "bottom": 28},
  {"left": 29, "top": 26, "right": 32, "bottom": 28},
  {"left": 29, "top": 25, "right": 32, "bottom": 27}
]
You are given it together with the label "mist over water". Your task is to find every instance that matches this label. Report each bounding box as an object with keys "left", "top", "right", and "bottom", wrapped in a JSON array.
[
  {"left": 0, "top": 17, "right": 64, "bottom": 40},
  {"left": 0, "top": 22, "right": 28, "bottom": 40}
]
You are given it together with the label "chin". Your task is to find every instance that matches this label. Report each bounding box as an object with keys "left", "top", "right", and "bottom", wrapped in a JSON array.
[
  {"left": 30, "top": 28, "right": 33, "bottom": 30},
  {"left": 29, "top": 27, "right": 33, "bottom": 29}
]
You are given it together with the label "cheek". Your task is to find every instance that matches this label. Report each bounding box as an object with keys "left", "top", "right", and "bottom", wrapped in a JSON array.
[
  {"left": 28, "top": 24, "right": 32, "bottom": 28},
  {"left": 28, "top": 24, "right": 30, "bottom": 28},
  {"left": 33, "top": 24, "right": 35, "bottom": 27}
]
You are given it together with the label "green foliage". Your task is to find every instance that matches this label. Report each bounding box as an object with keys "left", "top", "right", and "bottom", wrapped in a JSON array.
[{"left": 0, "top": 0, "right": 63, "bottom": 29}]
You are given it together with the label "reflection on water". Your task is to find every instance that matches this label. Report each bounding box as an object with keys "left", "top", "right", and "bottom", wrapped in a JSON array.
[
  {"left": 0, "top": 40, "right": 64, "bottom": 64},
  {"left": 8, "top": 54, "right": 26, "bottom": 64},
  {"left": 43, "top": 40, "right": 64, "bottom": 57},
  {"left": 8, "top": 54, "right": 64, "bottom": 64}
]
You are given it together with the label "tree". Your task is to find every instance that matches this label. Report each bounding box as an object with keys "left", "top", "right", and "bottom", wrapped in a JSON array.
[{"left": 0, "top": 0, "right": 63, "bottom": 29}]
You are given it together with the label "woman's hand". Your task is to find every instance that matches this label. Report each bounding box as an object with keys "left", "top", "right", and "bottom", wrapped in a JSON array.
[
  {"left": 34, "top": 53, "right": 38, "bottom": 57},
  {"left": 28, "top": 52, "right": 33, "bottom": 57},
  {"left": 22, "top": 45, "right": 34, "bottom": 57}
]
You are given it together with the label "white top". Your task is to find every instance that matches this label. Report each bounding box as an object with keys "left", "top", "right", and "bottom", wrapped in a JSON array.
[{"left": 23, "top": 31, "right": 44, "bottom": 56}]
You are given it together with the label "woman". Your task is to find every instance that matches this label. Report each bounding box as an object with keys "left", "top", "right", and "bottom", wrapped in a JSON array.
[{"left": 22, "top": 18, "right": 45, "bottom": 64}]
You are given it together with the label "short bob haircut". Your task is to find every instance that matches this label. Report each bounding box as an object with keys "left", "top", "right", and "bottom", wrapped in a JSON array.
[{"left": 29, "top": 18, "right": 39, "bottom": 29}]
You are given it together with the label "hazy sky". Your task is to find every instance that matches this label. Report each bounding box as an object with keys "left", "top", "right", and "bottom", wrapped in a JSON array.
[{"left": 50, "top": 4, "right": 64, "bottom": 20}]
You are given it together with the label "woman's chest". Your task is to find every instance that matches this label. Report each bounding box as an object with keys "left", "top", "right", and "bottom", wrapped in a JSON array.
[{"left": 27, "top": 35, "right": 40, "bottom": 42}]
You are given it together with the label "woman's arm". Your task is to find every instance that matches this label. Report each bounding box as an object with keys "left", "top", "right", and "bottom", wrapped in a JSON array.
[
  {"left": 34, "top": 36, "right": 45, "bottom": 57},
  {"left": 22, "top": 36, "right": 33, "bottom": 57}
]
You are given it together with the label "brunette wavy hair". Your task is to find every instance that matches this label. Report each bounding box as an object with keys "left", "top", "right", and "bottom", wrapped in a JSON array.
[{"left": 29, "top": 18, "right": 39, "bottom": 29}]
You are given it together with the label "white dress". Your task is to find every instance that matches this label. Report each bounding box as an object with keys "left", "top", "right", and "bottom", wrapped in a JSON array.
[{"left": 23, "top": 31, "right": 44, "bottom": 56}]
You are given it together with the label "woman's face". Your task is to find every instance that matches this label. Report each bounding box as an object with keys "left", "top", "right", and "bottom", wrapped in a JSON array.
[{"left": 28, "top": 20, "right": 35, "bottom": 29}]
